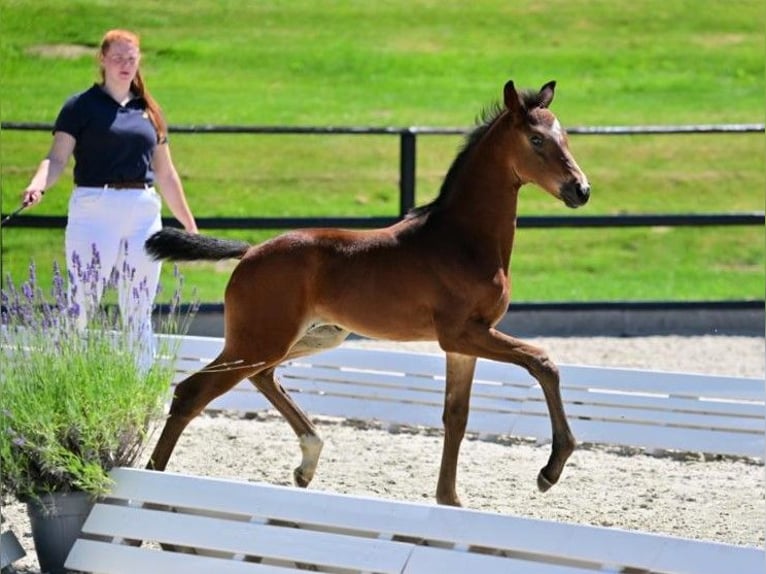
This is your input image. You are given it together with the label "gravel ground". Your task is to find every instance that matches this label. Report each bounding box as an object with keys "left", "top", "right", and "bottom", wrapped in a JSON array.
[{"left": 2, "top": 335, "right": 764, "bottom": 572}]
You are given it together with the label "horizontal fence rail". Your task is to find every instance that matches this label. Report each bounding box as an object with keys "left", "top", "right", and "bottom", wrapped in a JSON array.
[
  {"left": 2, "top": 213, "right": 764, "bottom": 230},
  {"left": 4, "top": 121, "right": 764, "bottom": 135},
  {"left": 2, "top": 121, "right": 765, "bottom": 229}
]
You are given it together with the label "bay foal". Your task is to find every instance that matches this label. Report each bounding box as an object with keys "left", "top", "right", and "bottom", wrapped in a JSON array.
[{"left": 146, "top": 80, "right": 590, "bottom": 506}]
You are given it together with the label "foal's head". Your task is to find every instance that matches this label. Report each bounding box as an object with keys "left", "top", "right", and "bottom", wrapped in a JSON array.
[{"left": 502, "top": 80, "right": 590, "bottom": 208}]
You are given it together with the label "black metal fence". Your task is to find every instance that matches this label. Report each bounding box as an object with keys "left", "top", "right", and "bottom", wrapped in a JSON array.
[{"left": 2, "top": 122, "right": 764, "bottom": 229}]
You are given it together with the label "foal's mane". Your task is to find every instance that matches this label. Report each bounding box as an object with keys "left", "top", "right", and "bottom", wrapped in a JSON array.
[{"left": 406, "top": 88, "right": 541, "bottom": 219}]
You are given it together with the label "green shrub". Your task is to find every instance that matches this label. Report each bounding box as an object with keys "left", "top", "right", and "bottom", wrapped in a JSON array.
[{"left": 0, "top": 256, "right": 197, "bottom": 502}]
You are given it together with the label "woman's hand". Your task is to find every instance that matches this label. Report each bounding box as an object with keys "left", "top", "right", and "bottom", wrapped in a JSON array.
[{"left": 21, "top": 188, "right": 45, "bottom": 207}]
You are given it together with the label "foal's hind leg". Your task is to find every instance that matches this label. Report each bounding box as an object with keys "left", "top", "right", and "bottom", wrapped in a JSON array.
[
  {"left": 246, "top": 323, "right": 350, "bottom": 487},
  {"left": 249, "top": 368, "right": 323, "bottom": 488},
  {"left": 147, "top": 352, "right": 260, "bottom": 471}
]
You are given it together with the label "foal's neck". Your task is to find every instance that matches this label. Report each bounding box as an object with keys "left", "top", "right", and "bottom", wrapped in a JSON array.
[{"left": 444, "top": 143, "right": 522, "bottom": 264}]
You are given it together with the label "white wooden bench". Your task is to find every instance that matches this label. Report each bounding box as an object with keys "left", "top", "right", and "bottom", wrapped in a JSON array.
[
  {"left": 1, "top": 529, "right": 26, "bottom": 571},
  {"left": 65, "top": 467, "right": 764, "bottom": 574},
  {"left": 158, "top": 335, "right": 765, "bottom": 459}
]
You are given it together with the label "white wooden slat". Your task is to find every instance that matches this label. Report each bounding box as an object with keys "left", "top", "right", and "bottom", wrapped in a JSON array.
[
  {"left": 280, "top": 363, "right": 763, "bottom": 423},
  {"left": 560, "top": 364, "right": 764, "bottom": 402},
  {"left": 191, "top": 371, "right": 762, "bottom": 437},
  {"left": 403, "top": 545, "right": 596, "bottom": 574},
  {"left": 279, "top": 372, "right": 763, "bottom": 433},
  {"left": 192, "top": 355, "right": 759, "bottom": 419},
  {"left": 280, "top": 366, "right": 530, "bottom": 400},
  {"left": 406, "top": 498, "right": 765, "bottom": 574},
  {"left": 301, "top": 347, "right": 448, "bottom": 378},
  {"left": 333, "top": 349, "right": 763, "bottom": 404},
  {"left": 286, "top": 347, "right": 762, "bottom": 403},
  {"left": 100, "top": 469, "right": 764, "bottom": 574},
  {"left": 175, "top": 367, "right": 762, "bottom": 429},
  {"left": 188, "top": 383, "right": 762, "bottom": 458},
  {"left": 81, "top": 504, "right": 412, "bottom": 573},
  {"left": 161, "top": 334, "right": 224, "bottom": 359},
  {"left": 200, "top": 392, "right": 270, "bottom": 414},
  {"left": 279, "top": 376, "right": 527, "bottom": 414},
  {"left": 158, "top": 335, "right": 765, "bottom": 457},
  {"left": 514, "top": 415, "right": 763, "bottom": 458},
  {"left": 205, "top": 391, "right": 519, "bottom": 436},
  {"left": 1, "top": 530, "right": 25, "bottom": 569},
  {"left": 162, "top": 334, "right": 763, "bottom": 405},
  {"left": 198, "top": 392, "right": 759, "bottom": 458},
  {"left": 560, "top": 387, "right": 765, "bottom": 418},
  {"left": 526, "top": 398, "right": 764, "bottom": 433},
  {"left": 280, "top": 360, "right": 764, "bottom": 424},
  {"left": 207, "top": 392, "right": 446, "bottom": 429},
  {"left": 65, "top": 539, "right": 304, "bottom": 574}
]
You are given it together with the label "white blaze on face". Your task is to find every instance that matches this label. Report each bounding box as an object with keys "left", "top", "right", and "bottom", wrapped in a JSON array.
[{"left": 550, "top": 118, "right": 564, "bottom": 144}]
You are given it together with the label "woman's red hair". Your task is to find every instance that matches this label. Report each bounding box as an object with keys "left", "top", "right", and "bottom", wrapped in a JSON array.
[{"left": 99, "top": 29, "right": 167, "bottom": 143}]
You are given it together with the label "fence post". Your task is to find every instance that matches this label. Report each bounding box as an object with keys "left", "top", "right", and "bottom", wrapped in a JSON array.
[{"left": 399, "top": 130, "right": 416, "bottom": 216}]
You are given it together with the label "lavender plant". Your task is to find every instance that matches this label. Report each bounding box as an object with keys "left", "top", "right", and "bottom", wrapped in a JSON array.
[{"left": 0, "top": 252, "right": 197, "bottom": 503}]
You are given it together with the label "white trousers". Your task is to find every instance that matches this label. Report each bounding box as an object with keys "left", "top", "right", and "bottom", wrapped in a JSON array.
[{"left": 65, "top": 186, "right": 163, "bottom": 367}]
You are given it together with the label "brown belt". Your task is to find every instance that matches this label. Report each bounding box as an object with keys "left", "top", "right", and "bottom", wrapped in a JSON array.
[{"left": 103, "top": 182, "right": 151, "bottom": 189}]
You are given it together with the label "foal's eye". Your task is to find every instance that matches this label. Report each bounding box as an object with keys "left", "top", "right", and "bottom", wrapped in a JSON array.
[{"left": 530, "top": 134, "right": 544, "bottom": 148}]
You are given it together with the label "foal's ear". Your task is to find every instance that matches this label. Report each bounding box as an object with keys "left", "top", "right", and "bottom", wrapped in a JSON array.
[
  {"left": 538, "top": 81, "right": 556, "bottom": 108},
  {"left": 503, "top": 80, "right": 524, "bottom": 114}
]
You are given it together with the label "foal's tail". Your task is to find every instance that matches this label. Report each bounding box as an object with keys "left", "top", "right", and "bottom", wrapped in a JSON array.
[{"left": 145, "top": 228, "right": 251, "bottom": 262}]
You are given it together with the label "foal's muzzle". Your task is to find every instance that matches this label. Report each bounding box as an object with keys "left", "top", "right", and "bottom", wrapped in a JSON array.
[{"left": 560, "top": 180, "right": 590, "bottom": 208}]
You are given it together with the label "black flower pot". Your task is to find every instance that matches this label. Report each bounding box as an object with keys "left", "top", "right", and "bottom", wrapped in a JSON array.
[{"left": 25, "top": 491, "right": 93, "bottom": 574}]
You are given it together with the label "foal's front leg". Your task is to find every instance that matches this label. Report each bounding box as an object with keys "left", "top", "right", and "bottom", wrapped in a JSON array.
[
  {"left": 436, "top": 352, "right": 477, "bottom": 506},
  {"left": 441, "top": 323, "right": 576, "bottom": 492}
]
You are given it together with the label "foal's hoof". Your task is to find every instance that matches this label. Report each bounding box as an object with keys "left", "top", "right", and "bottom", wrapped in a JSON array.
[
  {"left": 536, "top": 469, "right": 555, "bottom": 493},
  {"left": 293, "top": 467, "right": 311, "bottom": 488},
  {"left": 436, "top": 495, "right": 463, "bottom": 507}
]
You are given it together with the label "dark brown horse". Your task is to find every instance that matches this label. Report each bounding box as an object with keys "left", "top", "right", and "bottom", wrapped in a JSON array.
[{"left": 145, "top": 80, "right": 590, "bottom": 506}]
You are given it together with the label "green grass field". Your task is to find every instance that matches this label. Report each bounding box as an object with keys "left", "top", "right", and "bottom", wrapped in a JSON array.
[{"left": 1, "top": 0, "right": 763, "bottom": 304}]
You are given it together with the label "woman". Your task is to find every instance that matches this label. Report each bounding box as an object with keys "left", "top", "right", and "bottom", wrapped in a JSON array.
[{"left": 21, "top": 29, "right": 198, "bottom": 364}]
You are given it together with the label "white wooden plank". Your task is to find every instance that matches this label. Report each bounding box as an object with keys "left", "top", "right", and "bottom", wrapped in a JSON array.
[
  {"left": 279, "top": 372, "right": 763, "bottom": 433},
  {"left": 158, "top": 333, "right": 762, "bottom": 392},
  {"left": 403, "top": 545, "right": 597, "bottom": 574},
  {"left": 201, "top": 393, "right": 271, "bottom": 413},
  {"left": 279, "top": 364, "right": 763, "bottom": 421},
  {"left": 511, "top": 415, "right": 764, "bottom": 457},
  {"left": 159, "top": 334, "right": 224, "bottom": 358},
  {"left": 192, "top": 374, "right": 762, "bottom": 434},
  {"left": 81, "top": 504, "right": 411, "bottom": 573},
  {"left": 560, "top": 364, "right": 764, "bottom": 402},
  {"left": 280, "top": 361, "right": 763, "bottom": 423},
  {"left": 289, "top": 348, "right": 762, "bottom": 403},
  {"left": 559, "top": 387, "right": 765, "bottom": 418},
  {"left": 158, "top": 336, "right": 765, "bottom": 457},
  {"left": 524, "top": 398, "right": 764, "bottom": 433},
  {"left": 279, "top": 378, "right": 526, "bottom": 416},
  {"left": 1, "top": 530, "right": 25, "bottom": 569},
  {"left": 406, "top": 501, "right": 765, "bottom": 574},
  {"left": 65, "top": 539, "right": 304, "bottom": 574},
  {"left": 161, "top": 335, "right": 763, "bottom": 407},
  {"left": 188, "top": 385, "right": 763, "bottom": 457},
  {"left": 280, "top": 369, "right": 529, "bottom": 401},
  {"left": 105, "top": 469, "right": 764, "bottom": 574}
]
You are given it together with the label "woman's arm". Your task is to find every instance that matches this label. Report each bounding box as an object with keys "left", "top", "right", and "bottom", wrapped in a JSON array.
[
  {"left": 21, "top": 131, "right": 76, "bottom": 207},
  {"left": 152, "top": 142, "right": 198, "bottom": 233}
]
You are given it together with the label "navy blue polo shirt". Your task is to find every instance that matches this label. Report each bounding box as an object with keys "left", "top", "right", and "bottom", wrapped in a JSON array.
[{"left": 54, "top": 84, "right": 164, "bottom": 187}]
